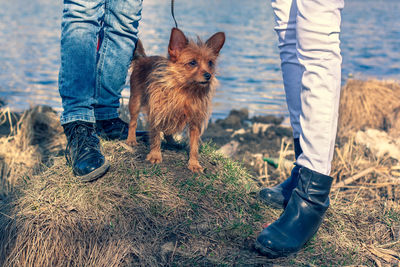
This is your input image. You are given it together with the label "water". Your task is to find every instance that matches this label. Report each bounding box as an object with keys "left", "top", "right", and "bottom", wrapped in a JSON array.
[{"left": 0, "top": 0, "right": 399, "bottom": 121}]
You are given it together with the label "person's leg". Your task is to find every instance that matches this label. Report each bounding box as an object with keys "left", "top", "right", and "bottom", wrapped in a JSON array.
[
  {"left": 295, "top": 0, "right": 343, "bottom": 175},
  {"left": 256, "top": 0, "right": 344, "bottom": 257},
  {"left": 59, "top": 0, "right": 110, "bottom": 181},
  {"left": 59, "top": 0, "right": 104, "bottom": 125},
  {"left": 271, "top": 0, "right": 302, "bottom": 139},
  {"left": 259, "top": 0, "right": 303, "bottom": 208},
  {"left": 94, "top": 0, "right": 142, "bottom": 139}
]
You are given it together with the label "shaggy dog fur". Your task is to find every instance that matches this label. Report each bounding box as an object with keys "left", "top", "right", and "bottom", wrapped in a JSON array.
[{"left": 127, "top": 28, "right": 225, "bottom": 172}]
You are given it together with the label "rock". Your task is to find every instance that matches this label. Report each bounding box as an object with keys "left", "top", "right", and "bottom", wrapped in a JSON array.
[
  {"left": 216, "top": 114, "right": 242, "bottom": 130},
  {"left": 252, "top": 123, "right": 271, "bottom": 135},
  {"left": 252, "top": 115, "right": 284, "bottom": 125},
  {"left": 355, "top": 129, "right": 400, "bottom": 160},
  {"left": 266, "top": 125, "right": 293, "bottom": 138},
  {"left": 228, "top": 108, "right": 249, "bottom": 121},
  {"left": 203, "top": 111, "right": 292, "bottom": 176},
  {"left": 217, "top": 140, "right": 240, "bottom": 158},
  {"left": 215, "top": 108, "right": 249, "bottom": 130},
  {"left": 232, "top": 128, "right": 246, "bottom": 137}
]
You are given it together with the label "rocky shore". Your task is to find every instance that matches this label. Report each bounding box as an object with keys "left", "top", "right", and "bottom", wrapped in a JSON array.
[{"left": 202, "top": 108, "right": 295, "bottom": 181}]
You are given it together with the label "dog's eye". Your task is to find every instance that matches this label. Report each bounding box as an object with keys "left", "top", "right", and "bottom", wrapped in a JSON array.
[
  {"left": 189, "top": 60, "right": 197, "bottom": 66},
  {"left": 208, "top": 61, "right": 214, "bottom": 67}
]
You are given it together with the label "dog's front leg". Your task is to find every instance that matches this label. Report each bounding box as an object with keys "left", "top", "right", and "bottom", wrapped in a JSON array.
[
  {"left": 188, "top": 124, "right": 203, "bottom": 173},
  {"left": 146, "top": 129, "right": 162, "bottom": 164},
  {"left": 127, "top": 93, "right": 141, "bottom": 146}
]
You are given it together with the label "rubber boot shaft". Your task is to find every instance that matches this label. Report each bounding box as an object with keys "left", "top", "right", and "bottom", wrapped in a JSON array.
[
  {"left": 255, "top": 166, "right": 333, "bottom": 258},
  {"left": 259, "top": 138, "right": 302, "bottom": 208}
]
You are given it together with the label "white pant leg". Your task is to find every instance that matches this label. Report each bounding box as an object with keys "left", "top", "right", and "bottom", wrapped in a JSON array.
[
  {"left": 295, "top": 0, "right": 344, "bottom": 175},
  {"left": 271, "top": 0, "right": 303, "bottom": 139}
]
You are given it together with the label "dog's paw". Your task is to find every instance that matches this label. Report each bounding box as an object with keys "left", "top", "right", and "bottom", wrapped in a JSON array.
[
  {"left": 188, "top": 161, "right": 204, "bottom": 173},
  {"left": 126, "top": 138, "right": 138, "bottom": 146},
  {"left": 146, "top": 151, "right": 162, "bottom": 164}
]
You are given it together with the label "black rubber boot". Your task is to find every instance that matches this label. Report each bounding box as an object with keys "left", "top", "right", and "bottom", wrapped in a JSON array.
[
  {"left": 96, "top": 117, "right": 129, "bottom": 140},
  {"left": 259, "top": 138, "right": 302, "bottom": 208},
  {"left": 63, "top": 121, "right": 110, "bottom": 182},
  {"left": 259, "top": 164, "right": 300, "bottom": 208},
  {"left": 255, "top": 166, "right": 333, "bottom": 258}
]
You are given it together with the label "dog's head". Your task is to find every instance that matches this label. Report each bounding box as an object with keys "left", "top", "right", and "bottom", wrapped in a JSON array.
[{"left": 167, "top": 28, "right": 225, "bottom": 87}]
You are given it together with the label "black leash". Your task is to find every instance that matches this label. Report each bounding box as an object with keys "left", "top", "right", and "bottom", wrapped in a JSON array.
[{"left": 171, "top": 0, "right": 178, "bottom": 28}]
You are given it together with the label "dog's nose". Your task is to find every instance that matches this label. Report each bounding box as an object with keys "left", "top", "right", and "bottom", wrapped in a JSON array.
[{"left": 203, "top": 72, "right": 211, "bottom": 81}]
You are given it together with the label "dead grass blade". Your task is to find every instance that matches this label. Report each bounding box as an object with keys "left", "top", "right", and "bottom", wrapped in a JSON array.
[
  {"left": 365, "top": 244, "right": 400, "bottom": 265},
  {"left": 333, "top": 167, "right": 377, "bottom": 190}
]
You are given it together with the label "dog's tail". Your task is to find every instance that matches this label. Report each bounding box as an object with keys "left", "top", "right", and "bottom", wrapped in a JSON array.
[{"left": 133, "top": 39, "right": 146, "bottom": 60}]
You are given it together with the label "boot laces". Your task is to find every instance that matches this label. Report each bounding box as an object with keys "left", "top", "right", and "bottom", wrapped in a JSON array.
[{"left": 65, "top": 122, "right": 99, "bottom": 165}]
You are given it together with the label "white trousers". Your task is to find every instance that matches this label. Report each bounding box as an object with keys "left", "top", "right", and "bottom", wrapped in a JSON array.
[{"left": 271, "top": 0, "right": 344, "bottom": 175}]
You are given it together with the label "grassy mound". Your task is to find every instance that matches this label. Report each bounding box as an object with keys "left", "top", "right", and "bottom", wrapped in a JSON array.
[
  {"left": 4, "top": 139, "right": 398, "bottom": 267},
  {"left": 1, "top": 79, "right": 400, "bottom": 266},
  {"left": 1, "top": 138, "right": 278, "bottom": 266}
]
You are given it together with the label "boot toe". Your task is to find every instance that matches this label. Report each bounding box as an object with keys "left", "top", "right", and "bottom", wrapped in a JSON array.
[
  {"left": 255, "top": 225, "right": 297, "bottom": 258},
  {"left": 73, "top": 155, "right": 109, "bottom": 181}
]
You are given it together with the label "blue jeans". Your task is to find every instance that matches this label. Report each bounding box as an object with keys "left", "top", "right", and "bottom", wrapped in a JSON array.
[{"left": 59, "top": 0, "right": 142, "bottom": 125}]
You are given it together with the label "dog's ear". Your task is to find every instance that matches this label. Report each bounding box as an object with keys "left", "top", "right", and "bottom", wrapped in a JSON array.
[
  {"left": 206, "top": 32, "right": 225, "bottom": 55},
  {"left": 168, "top": 28, "right": 188, "bottom": 62}
]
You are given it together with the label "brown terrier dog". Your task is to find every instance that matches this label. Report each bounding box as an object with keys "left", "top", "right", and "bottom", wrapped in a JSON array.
[{"left": 127, "top": 28, "right": 225, "bottom": 173}]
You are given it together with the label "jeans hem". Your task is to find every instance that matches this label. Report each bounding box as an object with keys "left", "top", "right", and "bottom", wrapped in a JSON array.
[{"left": 60, "top": 115, "right": 96, "bottom": 125}]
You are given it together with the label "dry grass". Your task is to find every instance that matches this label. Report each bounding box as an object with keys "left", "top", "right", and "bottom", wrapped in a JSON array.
[
  {"left": 326, "top": 134, "right": 400, "bottom": 266},
  {"left": 1, "top": 79, "right": 400, "bottom": 266},
  {"left": 0, "top": 139, "right": 277, "bottom": 266},
  {"left": 0, "top": 106, "right": 66, "bottom": 195},
  {"left": 338, "top": 79, "right": 400, "bottom": 138},
  {"left": 5, "top": 137, "right": 397, "bottom": 266}
]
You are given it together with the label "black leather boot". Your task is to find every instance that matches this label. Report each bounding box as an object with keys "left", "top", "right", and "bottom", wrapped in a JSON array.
[
  {"left": 255, "top": 166, "right": 333, "bottom": 258},
  {"left": 63, "top": 121, "right": 110, "bottom": 182},
  {"left": 96, "top": 117, "right": 129, "bottom": 140},
  {"left": 259, "top": 138, "right": 302, "bottom": 208}
]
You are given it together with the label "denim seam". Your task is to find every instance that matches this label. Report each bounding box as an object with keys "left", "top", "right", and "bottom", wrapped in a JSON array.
[{"left": 95, "top": 0, "right": 110, "bottom": 103}]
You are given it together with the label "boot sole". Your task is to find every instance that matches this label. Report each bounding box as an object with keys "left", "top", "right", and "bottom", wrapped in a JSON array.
[
  {"left": 76, "top": 159, "right": 110, "bottom": 182},
  {"left": 254, "top": 240, "right": 296, "bottom": 259}
]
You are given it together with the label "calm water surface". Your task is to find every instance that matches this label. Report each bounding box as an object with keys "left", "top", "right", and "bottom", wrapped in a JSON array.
[{"left": 0, "top": 0, "right": 399, "bottom": 121}]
